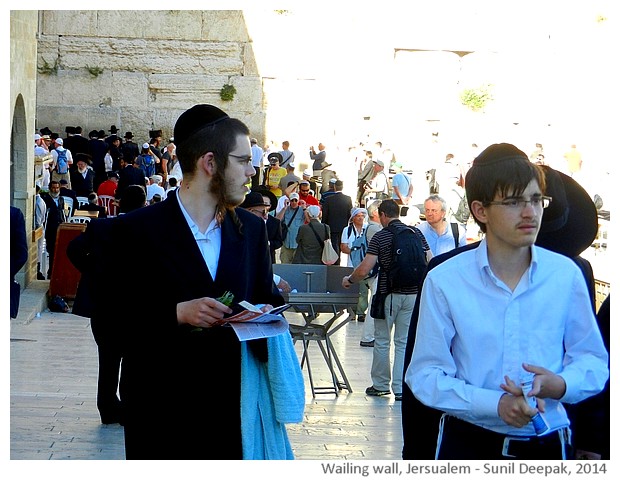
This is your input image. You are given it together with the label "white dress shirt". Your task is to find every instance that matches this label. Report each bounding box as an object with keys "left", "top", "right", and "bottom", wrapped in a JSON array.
[
  {"left": 406, "top": 238, "right": 608, "bottom": 437},
  {"left": 177, "top": 194, "right": 221, "bottom": 281}
]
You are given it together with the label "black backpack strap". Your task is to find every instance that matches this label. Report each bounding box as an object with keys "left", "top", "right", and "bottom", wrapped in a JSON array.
[
  {"left": 286, "top": 206, "right": 299, "bottom": 228},
  {"left": 450, "top": 222, "right": 459, "bottom": 249}
]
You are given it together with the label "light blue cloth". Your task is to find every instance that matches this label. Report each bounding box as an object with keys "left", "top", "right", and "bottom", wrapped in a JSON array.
[{"left": 240, "top": 331, "right": 305, "bottom": 459}]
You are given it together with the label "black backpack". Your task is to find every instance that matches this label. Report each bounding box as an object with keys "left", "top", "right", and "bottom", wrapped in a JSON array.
[{"left": 386, "top": 223, "right": 427, "bottom": 293}]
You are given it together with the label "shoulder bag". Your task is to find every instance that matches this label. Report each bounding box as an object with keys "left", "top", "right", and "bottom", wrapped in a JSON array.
[{"left": 309, "top": 223, "right": 339, "bottom": 265}]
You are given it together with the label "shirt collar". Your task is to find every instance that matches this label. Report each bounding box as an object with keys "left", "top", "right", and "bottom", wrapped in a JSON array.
[
  {"left": 177, "top": 193, "right": 219, "bottom": 237},
  {"left": 476, "top": 237, "right": 539, "bottom": 288}
]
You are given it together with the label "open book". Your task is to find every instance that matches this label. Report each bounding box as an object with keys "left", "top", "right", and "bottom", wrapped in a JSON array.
[{"left": 227, "top": 301, "right": 291, "bottom": 341}]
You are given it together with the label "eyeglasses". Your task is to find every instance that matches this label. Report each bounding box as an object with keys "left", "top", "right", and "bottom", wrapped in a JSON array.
[
  {"left": 485, "top": 195, "right": 552, "bottom": 209},
  {"left": 249, "top": 208, "right": 269, "bottom": 217},
  {"left": 290, "top": 199, "right": 299, "bottom": 202},
  {"left": 229, "top": 153, "right": 252, "bottom": 163}
]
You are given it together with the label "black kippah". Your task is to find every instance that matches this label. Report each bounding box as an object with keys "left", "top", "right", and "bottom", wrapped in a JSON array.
[
  {"left": 173, "top": 104, "right": 229, "bottom": 146},
  {"left": 472, "top": 143, "right": 528, "bottom": 166}
]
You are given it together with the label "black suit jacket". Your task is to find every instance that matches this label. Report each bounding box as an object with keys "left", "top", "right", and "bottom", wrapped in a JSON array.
[
  {"left": 321, "top": 192, "right": 353, "bottom": 236},
  {"left": 69, "top": 169, "right": 95, "bottom": 197},
  {"left": 112, "top": 192, "right": 282, "bottom": 459},
  {"left": 67, "top": 217, "right": 116, "bottom": 342},
  {"left": 117, "top": 164, "right": 147, "bottom": 199},
  {"left": 11, "top": 207, "right": 28, "bottom": 318},
  {"left": 266, "top": 214, "right": 284, "bottom": 263},
  {"left": 41, "top": 193, "right": 66, "bottom": 248}
]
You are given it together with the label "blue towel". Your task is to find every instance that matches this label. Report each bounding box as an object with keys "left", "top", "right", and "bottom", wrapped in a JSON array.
[{"left": 241, "top": 331, "right": 305, "bottom": 459}]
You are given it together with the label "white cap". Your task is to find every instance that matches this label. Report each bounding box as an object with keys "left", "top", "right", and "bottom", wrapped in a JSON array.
[
  {"left": 142, "top": 143, "right": 150, "bottom": 149},
  {"left": 306, "top": 205, "right": 321, "bottom": 219}
]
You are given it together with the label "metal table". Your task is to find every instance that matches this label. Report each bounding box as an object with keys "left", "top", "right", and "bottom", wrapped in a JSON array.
[{"left": 275, "top": 264, "right": 359, "bottom": 396}]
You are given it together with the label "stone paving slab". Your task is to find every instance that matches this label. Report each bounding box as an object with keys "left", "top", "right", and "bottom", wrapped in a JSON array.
[{"left": 10, "top": 284, "right": 404, "bottom": 466}]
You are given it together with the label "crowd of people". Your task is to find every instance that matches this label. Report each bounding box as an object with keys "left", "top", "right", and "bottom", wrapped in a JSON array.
[{"left": 25, "top": 105, "right": 609, "bottom": 461}]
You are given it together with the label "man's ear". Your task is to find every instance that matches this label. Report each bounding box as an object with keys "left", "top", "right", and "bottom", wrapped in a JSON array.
[
  {"left": 200, "top": 152, "right": 216, "bottom": 175},
  {"left": 470, "top": 200, "right": 488, "bottom": 226}
]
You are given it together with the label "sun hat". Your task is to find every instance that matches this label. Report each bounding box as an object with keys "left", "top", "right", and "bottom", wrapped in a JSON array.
[{"left": 348, "top": 207, "right": 368, "bottom": 224}]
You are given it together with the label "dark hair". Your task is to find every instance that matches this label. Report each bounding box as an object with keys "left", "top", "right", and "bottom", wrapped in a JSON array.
[
  {"left": 119, "top": 185, "right": 146, "bottom": 213},
  {"left": 465, "top": 143, "right": 546, "bottom": 233},
  {"left": 378, "top": 199, "right": 400, "bottom": 218}
]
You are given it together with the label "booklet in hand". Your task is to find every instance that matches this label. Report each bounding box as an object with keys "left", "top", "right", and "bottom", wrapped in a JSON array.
[
  {"left": 226, "top": 301, "right": 291, "bottom": 323},
  {"left": 225, "top": 302, "right": 291, "bottom": 341}
]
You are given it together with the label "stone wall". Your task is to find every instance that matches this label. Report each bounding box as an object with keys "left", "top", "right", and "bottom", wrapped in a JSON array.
[
  {"left": 36, "top": 10, "right": 265, "bottom": 144},
  {"left": 11, "top": 10, "right": 40, "bottom": 287}
]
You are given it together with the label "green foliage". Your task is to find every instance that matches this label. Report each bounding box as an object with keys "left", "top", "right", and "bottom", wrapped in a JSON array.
[
  {"left": 460, "top": 85, "right": 493, "bottom": 112},
  {"left": 220, "top": 84, "right": 237, "bottom": 102},
  {"left": 38, "top": 58, "right": 59, "bottom": 75},
  {"left": 86, "top": 65, "right": 104, "bottom": 77}
]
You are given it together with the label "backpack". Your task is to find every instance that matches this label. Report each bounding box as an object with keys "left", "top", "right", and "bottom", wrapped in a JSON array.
[
  {"left": 142, "top": 153, "right": 154, "bottom": 167},
  {"left": 56, "top": 149, "right": 69, "bottom": 174},
  {"left": 453, "top": 189, "right": 470, "bottom": 224},
  {"left": 139, "top": 154, "right": 155, "bottom": 177},
  {"left": 386, "top": 223, "right": 427, "bottom": 293},
  {"left": 348, "top": 225, "right": 379, "bottom": 278}
]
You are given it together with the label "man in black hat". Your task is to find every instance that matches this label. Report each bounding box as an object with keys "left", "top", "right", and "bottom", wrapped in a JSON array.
[
  {"left": 120, "top": 131, "right": 140, "bottom": 166},
  {"left": 404, "top": 143, "right": 608, "bottom": 460},
  {"left": 70, "top": 126, "right": 91, "bottom": 158},
  {"left": 70, "top": 153, "right": 96, "bottom": 197},
  {"left": 243, "top": 189, "right": 284, "bottom": 264},
  {"left": 107, "top": 104, "right": 304, "bottom": 460}
]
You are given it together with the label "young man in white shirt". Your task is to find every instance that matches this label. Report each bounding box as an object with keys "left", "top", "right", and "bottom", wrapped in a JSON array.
[{"left": 406, "top": 143, "right": 608, "bottom": 460}]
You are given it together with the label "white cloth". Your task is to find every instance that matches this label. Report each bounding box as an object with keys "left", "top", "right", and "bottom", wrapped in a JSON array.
[
  {"left": 406, "top": 238, "right": 609, "bottom": 436},
  {"left": 146, "top": 183, "right": 166, "bottom": 202}
]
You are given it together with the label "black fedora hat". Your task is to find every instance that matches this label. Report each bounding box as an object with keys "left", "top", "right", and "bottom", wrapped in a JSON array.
[
  {"left": 240, "top": 191, "right": 269, "bottom": 210},
  {"left": 536, "top": 165, "right": 598, "bottom": 258},
  {"left": 252, "top": 186, "right": 278, "bottom": 212}
]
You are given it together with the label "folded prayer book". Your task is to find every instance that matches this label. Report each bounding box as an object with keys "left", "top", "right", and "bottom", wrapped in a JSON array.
[{"left": 226, "top": 302, "right": 291, "bottom": 341}]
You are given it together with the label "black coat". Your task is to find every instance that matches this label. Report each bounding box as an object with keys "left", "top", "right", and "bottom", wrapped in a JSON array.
[
  {"left": 117, "top": 164, "right": 147, "bottom": 199},
  {"left": 70, "top": 168, "right": 95, "bottom": 197},
  {"left": 41, "top": 193, "right": 66, "bottom": 249},
  {"left": 266, "top": 214, "right": 284, "bottom": 263},
  {"left": 112, "top": 194, "right": 282, "bottom": 459},
  {"left": 321, "top": 192, "right": 353, "bottom": 236},
  {"left": 11, "top": 207, "right": 28, "bottom": 318}
]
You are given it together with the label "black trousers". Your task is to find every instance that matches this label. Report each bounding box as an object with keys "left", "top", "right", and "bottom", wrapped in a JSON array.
[{"left": 438, "top": 415, "right": 573, "bottom": 460}]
